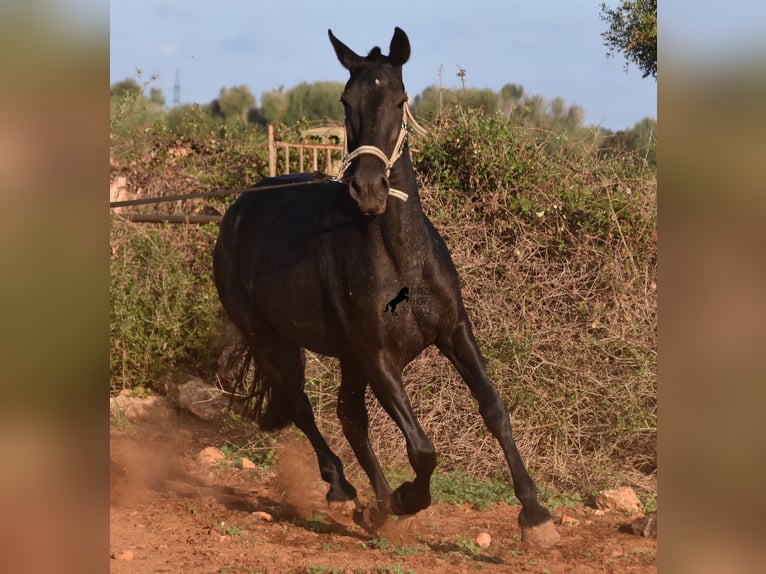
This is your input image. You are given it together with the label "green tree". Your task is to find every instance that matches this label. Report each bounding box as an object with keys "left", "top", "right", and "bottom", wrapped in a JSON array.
[
  {"left": 165, "top": 103, "right": 222, "bottom": 138},
  {"left": 110, "top": 78, "right": 142, "bottom": 98},
  {"left": 284, "top": 81, "right": 344, "bottom": 124},
  {"left": 546, "top": 97, "right": 585, "bottom": 133},
  {"left": 600, "top": 0, "right": 657, "bottom": 79},
  {"left": 110, "top": 77, "right": 165, "bottom": 137},
  {"left": 213, "top": 85, "right": 256, "bottom": 123},
  {"left": 256, "top": 82, "right": 344, "bottom": 126},
  {"left": 598, "top": 116, "right": 656, "bottom": 165},
  {"left": 411, "top": 85, "right": 442, "bottom": 119},
  {"left": 498, "top": 83, "right": 524, "bottom": 116},
  {"left": 412, "top": 85, "right": 497, "bottom": 120},
  {"left": 148, "top": 87, "right": 165, "bottom": 107},
  {"left": 259, "top": 85, "right": 288, "bottom": 125}
]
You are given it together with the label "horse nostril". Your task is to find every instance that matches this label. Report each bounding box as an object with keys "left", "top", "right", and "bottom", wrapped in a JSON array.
[{"left": 349, "top": 177, "right": 363, "bottom": 201}]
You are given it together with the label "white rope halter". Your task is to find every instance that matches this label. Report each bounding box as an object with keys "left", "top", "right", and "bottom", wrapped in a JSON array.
[{"left": 337, "top": 97, "right": 426, "bottom": 202}]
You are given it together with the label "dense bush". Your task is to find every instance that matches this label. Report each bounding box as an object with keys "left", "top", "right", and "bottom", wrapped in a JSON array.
[
  {"left": 109, "top": 114, "right": 270, "bottom": 391},
  {"left": 110, "top": 219, "right": 221, "bottom": 391}
]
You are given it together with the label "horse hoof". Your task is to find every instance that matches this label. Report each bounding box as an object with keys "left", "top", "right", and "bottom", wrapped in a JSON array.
[
  {"left": 389, "top": 481, "right": 429, "bottom": 516},
  {"left": 521, "top": 520, "right": 560, "bottom": 548},
  {"left": 352, "top": 504, "right": 389, "bottom": 533},
  {"left": 326, "top": 499, "right": 358, "bottom": 514}
]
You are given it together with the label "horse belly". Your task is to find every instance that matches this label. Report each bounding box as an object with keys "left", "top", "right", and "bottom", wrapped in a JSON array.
[{"left": 251, "top": 275, "right": 341, "bottom": 357}]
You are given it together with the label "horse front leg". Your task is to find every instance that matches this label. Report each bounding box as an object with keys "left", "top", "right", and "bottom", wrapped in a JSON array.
[
  {"left": 438, "top": 320, "right": 560, "bottom": 548},
  {"left": 364, "top": 358, "right": 437, "bottom": 516},
  {"left": 337, "top": 366, "right": 392, "bottom": 509}
]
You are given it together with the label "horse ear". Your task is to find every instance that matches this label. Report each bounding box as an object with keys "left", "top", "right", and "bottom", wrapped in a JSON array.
[
  {"left": 328, "top": 29, "right": 363, "bottom": 71},
  {"left": 388, "top": 27, "right": 410, "bottom": 66}
]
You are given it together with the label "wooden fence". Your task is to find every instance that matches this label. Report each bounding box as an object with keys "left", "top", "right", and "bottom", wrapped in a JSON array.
[
  {"left": 268, "top": 125, "right": 344, "bottom": 177},
  {"left": 111, "top": 125, "right": 348, "bottom": 224}
]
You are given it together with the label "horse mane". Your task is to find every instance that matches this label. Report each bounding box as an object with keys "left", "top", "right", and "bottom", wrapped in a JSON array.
[{"left": 366, "top": 46, "right": 384, "bottom": 60}]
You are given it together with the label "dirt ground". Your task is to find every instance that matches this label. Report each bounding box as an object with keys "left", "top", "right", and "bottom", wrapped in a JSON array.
[{"left": 110, "top": 397, "right": 656, "bottom": 574}]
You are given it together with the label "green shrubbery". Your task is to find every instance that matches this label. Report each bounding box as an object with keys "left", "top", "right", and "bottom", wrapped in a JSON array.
[{"left": 109, "top": 220, "right": 221, "bottom": 391}]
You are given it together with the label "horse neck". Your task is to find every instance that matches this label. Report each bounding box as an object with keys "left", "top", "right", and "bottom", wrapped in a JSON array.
[
  {"left": 389, "top": 146, "right": 419, "bottom": 200},
  {"left": 376, "top": 148, "right": 430, "bottom": 249}
]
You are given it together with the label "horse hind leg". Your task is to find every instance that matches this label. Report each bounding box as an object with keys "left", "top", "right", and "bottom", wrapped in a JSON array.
[{"left": 253, "top": 337, "right": 358, "bottom": 504}]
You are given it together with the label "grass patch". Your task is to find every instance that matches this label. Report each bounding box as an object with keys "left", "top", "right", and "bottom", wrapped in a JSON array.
[
  {"left": 431, "top": 471, "right": 518, "bottom": 509},
  {"left": 215, "top": 521, "right": 244, "bottom": 537}
]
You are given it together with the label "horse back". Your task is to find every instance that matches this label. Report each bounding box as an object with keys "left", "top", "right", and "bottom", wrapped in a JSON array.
[{"left": 214, "top": 175, "right": 467, "bottom": 359}]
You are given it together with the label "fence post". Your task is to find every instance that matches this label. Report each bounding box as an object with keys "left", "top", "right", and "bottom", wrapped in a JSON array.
[{"left": 268, "top": 125, "right": 277, "bottom": 177}]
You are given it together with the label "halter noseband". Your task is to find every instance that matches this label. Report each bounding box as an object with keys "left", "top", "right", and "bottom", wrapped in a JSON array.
[{"left": 338, "top": 97, "right": 425, "bottom": 202}]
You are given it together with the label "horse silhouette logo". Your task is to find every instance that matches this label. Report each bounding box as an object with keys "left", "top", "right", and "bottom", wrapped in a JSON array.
[{"left": 384, "top": 287, "right": 410, "bottom": 316}]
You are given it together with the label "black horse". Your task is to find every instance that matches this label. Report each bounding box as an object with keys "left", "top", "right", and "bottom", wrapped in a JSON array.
[{"left": 213, "top": 27, "right": 559, "bottom": 547}]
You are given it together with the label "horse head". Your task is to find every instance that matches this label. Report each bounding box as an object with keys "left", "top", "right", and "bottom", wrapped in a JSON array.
[{"left": 329, "top": 27, "right": 411, "bottom": 216}]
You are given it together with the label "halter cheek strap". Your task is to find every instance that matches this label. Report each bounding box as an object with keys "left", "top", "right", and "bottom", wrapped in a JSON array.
[{"left": 337, "top": 97, "right": 426, "bottom": 202}]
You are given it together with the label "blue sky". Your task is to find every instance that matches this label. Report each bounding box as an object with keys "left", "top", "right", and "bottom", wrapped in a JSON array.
[{"left": 109, "top": 0, "right": 658, "bottom": 131}]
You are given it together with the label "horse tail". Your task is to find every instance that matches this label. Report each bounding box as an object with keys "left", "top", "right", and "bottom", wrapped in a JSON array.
[{"left": 241, "top": 363, "right": 292, "bottom": 431}]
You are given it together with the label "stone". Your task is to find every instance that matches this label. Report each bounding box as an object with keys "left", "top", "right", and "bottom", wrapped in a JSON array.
[
  {"left": 240, "top": 457, "right": 256, "bottom": 469},
  {"left": 628, "top": 512, "right": 657, "bottom": 538},
  {"left": 199, "top": 447, "right": 226, "bottom": 466},
  {"left": 111, "top": 550, "right": 134, "bottom": 561},
  {"left": 110, "top": 390, "right": 164, "bottom": 421},
  {"left": 167, "top": 377, "right": 228, "bottom": 421},
  {"left": 560, "top": 513, "right": 579, "bottom": 526},
  {"left": 596, "top": 486, "right": 641, "bottom": 513},
  {"left": 476, "top": 532, "right": 491, "bottom": 548}
]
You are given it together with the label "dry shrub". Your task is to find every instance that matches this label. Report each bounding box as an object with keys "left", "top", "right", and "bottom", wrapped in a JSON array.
[
  {"left": 304, "top": 108, "right": 656, "bottom": 496},
  {"left": 110, "top": 127, "right": 268, "bottom": 218}
]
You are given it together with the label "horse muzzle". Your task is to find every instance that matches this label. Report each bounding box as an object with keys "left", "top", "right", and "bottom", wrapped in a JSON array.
[{"left": 348, "top": 173, "right": 389, "bottom": 215}]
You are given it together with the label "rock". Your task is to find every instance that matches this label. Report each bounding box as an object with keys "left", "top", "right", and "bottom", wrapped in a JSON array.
[
  {"left": 111, "top": 550, "right": 134, "bottom": 561},
  {"left": 240, "top": 457, "right": 256, "bottom": 469},
  {"left": 637, "top": 512, "right": 657, "bottom": 537},
  {"left": 560, "top": 513, "right": 579, "bottom": 526},
  {"left": 199, "top": 447, "right": 226, "bottom": 466},
  {"left": 475, "top": 532, "right": 491, "bottom": 548},
  {"left": 110, "top": 390, "right": 164, "bottom": 421},
  {"left": 109, "top": 176, "right": 131, "bottom": 213},
  {"left": 252, "top": 511, "right": 273, "bottom": 522},
  {"left": 596, "top": 487, "right": 641, "bottom": 513},
  {"left": 167, "top": 377, "right": 228, "bottom": 421},
  {"left": 624, "top": 512, "right": 657, "bottom": 538}
]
